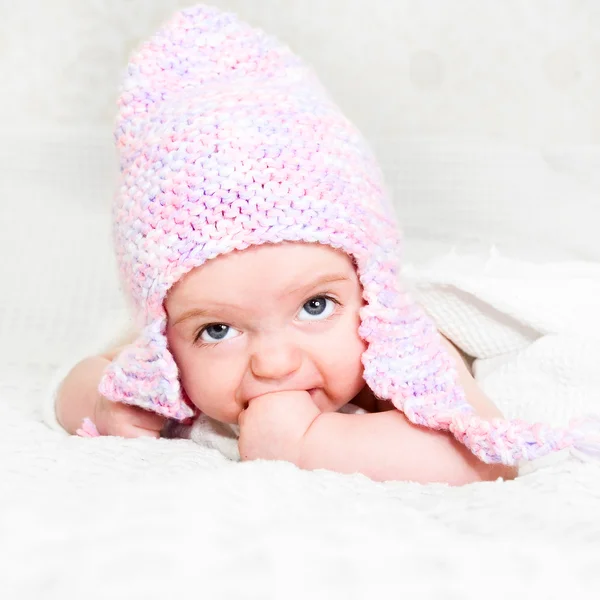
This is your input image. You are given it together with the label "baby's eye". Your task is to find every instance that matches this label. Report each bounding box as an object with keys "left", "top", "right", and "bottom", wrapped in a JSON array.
[
  {"left": 297, "top": 295, "right": 338, "bottom": 321},
  {"left": 196, "top": 324, "right": 240, "bottom": 344}
]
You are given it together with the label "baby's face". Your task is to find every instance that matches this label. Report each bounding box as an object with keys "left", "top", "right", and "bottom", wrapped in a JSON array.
[{"left": 164, "top": 242, "right": 368, "bottom": 424}]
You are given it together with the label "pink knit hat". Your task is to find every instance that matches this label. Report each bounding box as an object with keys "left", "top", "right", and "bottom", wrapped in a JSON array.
[{"left": 99, "top": 4, "right": 600, "bottom": 466}]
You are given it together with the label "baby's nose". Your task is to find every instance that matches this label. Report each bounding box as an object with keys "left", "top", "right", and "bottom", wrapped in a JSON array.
[{"left": 249, "top": 338, "right": 303, "bottom": 381}]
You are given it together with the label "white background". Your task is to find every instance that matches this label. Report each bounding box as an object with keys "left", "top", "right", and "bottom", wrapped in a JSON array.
[{"left": 1, "top": 0, "right": 599, "bottom": 145}]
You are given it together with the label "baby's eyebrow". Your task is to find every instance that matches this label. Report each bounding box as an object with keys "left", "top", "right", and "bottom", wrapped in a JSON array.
[
  {"left": 171, "top": 272, "right": 351, "bottom": 325},
  {"left": 282, "top": 272, "right": 351, "bottom": 298}
]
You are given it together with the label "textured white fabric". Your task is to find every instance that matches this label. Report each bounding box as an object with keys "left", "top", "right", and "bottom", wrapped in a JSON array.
[{"left": 407, "top": 250, "right": 600, "bottom": 431}]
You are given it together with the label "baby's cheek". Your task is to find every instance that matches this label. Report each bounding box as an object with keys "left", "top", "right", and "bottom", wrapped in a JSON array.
[
  {"left": 315, "top": 318, "right": 366, "bottom": 407},
  {"left": 181, "top": 366, "right": 242, "bottom": 425},
  {"left": 167, "top": 333, "right": 237, "bottom": 420}
]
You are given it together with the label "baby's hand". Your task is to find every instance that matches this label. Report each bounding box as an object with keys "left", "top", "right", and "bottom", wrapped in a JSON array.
[
  {"left": 237, "top": 391, "right": 321, "bottom": 464},
  {"left": 93, "top": 395, "right": 167, "bottom": 438},
  {"left": 55, "top": 353, "right": 168, "bottom": 438}
]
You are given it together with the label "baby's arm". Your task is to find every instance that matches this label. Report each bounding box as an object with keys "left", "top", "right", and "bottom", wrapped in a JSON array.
[
  {"left": 300, "top": 411, "right": 516, "bottom": 485},
  {"left": 240, "top": 334, "right": 516, "bottom": 484},
  {"left": 240, "top": 395, "right": 516, "bottom": 485},
  {"left": 53, "top": 330, "right": 166, "bottom": 437},
  {"left": 299, "top": 336, "right": 516, "bottom": 484},
  {"left": 55, "top": 354, "right": 114, "bottom": 435}
]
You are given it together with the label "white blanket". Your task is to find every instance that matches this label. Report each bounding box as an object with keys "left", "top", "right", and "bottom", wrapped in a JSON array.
[{"left": 3, "top": 247, "right": 600, "bottom": 599}]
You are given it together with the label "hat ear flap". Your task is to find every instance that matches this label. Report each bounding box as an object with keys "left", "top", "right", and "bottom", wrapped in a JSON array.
[
  {"left": 98, "top": 316, "right": 196, "bottom": 421},
  {"left": 448, "top": 412, "right": 600, "bottom": 465},
  {"left": 358, "top": 257, "right": 600, "bottom": 465},
  {"left": 358, "top": 250, "right": 473, "bottom": 421}
]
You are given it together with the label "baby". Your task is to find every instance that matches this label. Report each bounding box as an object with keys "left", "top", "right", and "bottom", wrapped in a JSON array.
[{"left": 50, "top": 4, "right": 598, "bottom": 485}]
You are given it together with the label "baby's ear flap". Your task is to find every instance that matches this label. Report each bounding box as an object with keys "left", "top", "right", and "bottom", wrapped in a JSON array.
[
  {"left": 98, "top": 317, "right": 196, "bottom": 421},
  {"left": 358, "top": 245, "right": 473, "bottom": 418}
]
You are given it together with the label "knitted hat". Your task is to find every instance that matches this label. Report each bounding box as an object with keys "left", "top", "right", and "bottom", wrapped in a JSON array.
[{"left": 99, "top": 4, "right": 600, "bottom": 466}]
